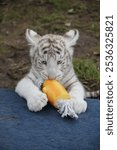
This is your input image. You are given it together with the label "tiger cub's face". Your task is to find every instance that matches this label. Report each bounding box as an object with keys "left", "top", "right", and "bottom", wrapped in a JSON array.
[{"left": 26, "top": 29, "right": 79, "bottom": 81}]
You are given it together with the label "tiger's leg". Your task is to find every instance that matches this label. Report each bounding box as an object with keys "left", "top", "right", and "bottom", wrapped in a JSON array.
[
  {"left": 15, "top": 76, "right": 48, "bottom": 112},
  {"left": 68, "top": 81, "right": 87, "bottom": 114}
]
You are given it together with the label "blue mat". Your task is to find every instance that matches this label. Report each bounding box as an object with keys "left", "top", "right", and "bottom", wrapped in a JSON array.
[{"left": 0, "top": 88, "right": 100, "bottom": 150}]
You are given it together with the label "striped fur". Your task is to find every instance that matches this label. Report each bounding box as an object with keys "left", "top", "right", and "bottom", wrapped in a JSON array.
[
  {"left": 86, "top": 90, "right": 100, "bottom": 98},
  {"left": 15, "top": 29, "right": 99, "bottom": 116},
  {"left": 26, "top": 29, "right": 99, "bottom": 98}
]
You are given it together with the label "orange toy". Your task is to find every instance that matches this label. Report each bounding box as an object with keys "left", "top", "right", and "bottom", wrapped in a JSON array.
[
  {"left": 42, "top": 80, "right": 70, "bottom": 107},
  {"left": 42, "top": 80, "right": 78, "bottom": 119}
]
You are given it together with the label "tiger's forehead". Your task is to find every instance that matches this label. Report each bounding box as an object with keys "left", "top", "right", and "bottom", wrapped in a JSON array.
[{"left": 38, "top": 34, "right": 66, "bottom": 49}]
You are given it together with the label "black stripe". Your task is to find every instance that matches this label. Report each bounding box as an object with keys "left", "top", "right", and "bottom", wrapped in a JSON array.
[
  {"left": 41, "top": 46, "right": 50, "bottom": 51},
  {"left": 66, "top": 80, "right": 78, "bottom": 90},
  {"left": 63, "top": 74, "right": 75, "bottom": 85},
  {"left": 39, "top": 39, "right": 49, "bottom": 48},
  {"left": 52, "top": 45, "right": 62, "bottom": 51}
]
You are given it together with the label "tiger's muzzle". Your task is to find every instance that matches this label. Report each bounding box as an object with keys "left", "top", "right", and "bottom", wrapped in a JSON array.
[{"left": 47, "top": 57, "right": 62, "bottom": 80}]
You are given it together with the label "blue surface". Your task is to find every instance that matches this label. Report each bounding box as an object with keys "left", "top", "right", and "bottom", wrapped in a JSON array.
[{"left": 0, "top": 88, "right": 100, "bottom": 150}]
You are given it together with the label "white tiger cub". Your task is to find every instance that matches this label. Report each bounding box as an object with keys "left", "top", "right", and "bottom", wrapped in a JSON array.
[{"left": 15, "top": 29, "right": 97, "bottom": 118}]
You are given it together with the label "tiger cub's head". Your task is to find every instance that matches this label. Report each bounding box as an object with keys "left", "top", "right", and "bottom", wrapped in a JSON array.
[{"left": 26, "top": 29, "right": 79, "bottom": 81}]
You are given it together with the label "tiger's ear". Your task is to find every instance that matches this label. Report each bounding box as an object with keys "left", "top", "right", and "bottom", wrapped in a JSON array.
[
  {"left": 64, "top": 29, "right": 79, "bottom": 47},
  {"left": 26, "top": 29, "right": 41, "bottom": 45}
]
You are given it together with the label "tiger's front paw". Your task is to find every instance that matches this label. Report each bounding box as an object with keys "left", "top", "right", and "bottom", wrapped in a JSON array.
[
  {"left": 27, "top": 92, "right": 48, "bottom": 112},
  {"left": 72, "top": 99, "right": 87, "bottom": 114}
]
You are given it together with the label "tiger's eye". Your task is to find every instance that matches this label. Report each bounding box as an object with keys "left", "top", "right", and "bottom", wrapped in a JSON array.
[
  {"left": 44, "top": 51, "right": 47, "bottom": 54},
  {"left": 56, "top": 51, "right": 60, "bottom": 54},
  {"left": 57, "top": 61, "right": 62, "bottom": 65},
  {"left": 42, "top": 61, "right": 47, "bottom": 65}
]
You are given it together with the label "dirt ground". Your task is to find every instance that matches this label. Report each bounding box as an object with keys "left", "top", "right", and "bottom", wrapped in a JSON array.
[{"left": 0, "top": 0, "right": 100, "bottom": 90}]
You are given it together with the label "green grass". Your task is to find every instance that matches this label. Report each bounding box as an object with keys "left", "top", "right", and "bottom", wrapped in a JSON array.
[
  {"left": 73, "top": 58, "right": 99, "bottom": 82},
  {"left": 40, "top": 13, "right": 65, "bottom": 23},
  {"left": 0, "top": 0, "right": 99, "bottom": 90},
  {"left": 0, "top": 0, "right": 99, "bottom": 35},
  {"left": 48, "top": 0, "right": 71, "bottom": 10},
  {"left": 0, "top": 45, "right": 10, "bottom": 53}
]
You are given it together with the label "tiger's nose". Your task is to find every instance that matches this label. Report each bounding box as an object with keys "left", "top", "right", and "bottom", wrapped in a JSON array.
[
  {"left": 48, "top": 69, "right": 57, "bottom": 80},
  {"left": 47, "top": 57, "right": 58, "bottom": 79}
]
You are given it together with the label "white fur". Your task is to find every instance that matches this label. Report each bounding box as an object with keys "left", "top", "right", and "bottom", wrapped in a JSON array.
[
  {"left": 64, "top": 30, "right": 79, "bottom": 57},
  {"left": 64, "top": 29, "right": 79, "bottom": 46},
  {"left": 15, "top": 29, "right": 87, "bottom": 117},
  {"left": 15, "top": 73, "right": 48, "bottom": 112},
  {"left": 68, "top": 82, "right": 87, "bottom": 114},
  {"left": 26, "top": 29, "right": 40, "bottom": 45}
]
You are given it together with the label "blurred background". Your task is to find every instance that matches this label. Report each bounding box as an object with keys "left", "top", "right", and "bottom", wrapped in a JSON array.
[{"left": 0, "top": 0, "right": 99, "bottom": 91}]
